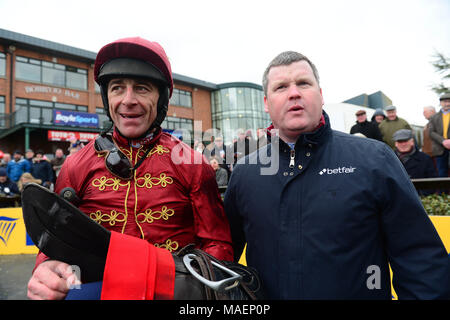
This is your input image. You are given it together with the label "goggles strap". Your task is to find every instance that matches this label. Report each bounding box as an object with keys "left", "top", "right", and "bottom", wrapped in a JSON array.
[{"left": 130, "top": 144, "right": 154, "bottom": 175}]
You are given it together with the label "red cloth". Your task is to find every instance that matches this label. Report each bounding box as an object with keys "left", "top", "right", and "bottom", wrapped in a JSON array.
[{"left": 101, "top": 231, "right": 174, "bottom": 300}]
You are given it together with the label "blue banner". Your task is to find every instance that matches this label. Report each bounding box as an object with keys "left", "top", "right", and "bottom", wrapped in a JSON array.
[{"left": 53, "top": 109, "right": 99, "bottom": 128}]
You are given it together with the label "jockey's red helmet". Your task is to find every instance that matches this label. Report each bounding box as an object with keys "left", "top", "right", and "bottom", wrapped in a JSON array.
[{"left": 94, "top": 37, "right": 173, "bottom": 129}]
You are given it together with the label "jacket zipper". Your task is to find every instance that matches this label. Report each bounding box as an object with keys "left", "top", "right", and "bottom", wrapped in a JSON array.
[{"left": 289, "top": 149, "right": 295, "bottom": 169}]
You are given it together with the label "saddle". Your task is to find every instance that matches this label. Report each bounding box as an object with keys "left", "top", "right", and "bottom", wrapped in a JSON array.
[{"left": 21, "top": 183, "right": 263, "bottom": 300}]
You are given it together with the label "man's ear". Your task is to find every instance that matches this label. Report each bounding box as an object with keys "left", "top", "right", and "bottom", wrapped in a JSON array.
[
  {"left": 320, "top": 87, "right": 324, "bottom": 106},
  {"left": 264, "top": 95, "right": 269, "bottom": 114}
]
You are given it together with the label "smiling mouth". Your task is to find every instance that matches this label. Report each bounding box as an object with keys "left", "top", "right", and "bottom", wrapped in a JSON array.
[{"left": 120, "top": 113, "right": 143, "bottom": 119}]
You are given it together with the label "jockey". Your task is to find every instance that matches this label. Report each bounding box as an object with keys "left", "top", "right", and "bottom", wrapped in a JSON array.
[{"left": 27, "top": 37, "right": 233, "bottom": 300}]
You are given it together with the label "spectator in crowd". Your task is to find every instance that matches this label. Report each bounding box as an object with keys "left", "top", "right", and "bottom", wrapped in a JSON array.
[
  {"left": 25, "top": 149, "right": 35, "bottom": 168},
  {"left": 0, "top": 152, "right": 11, "bottom": 168},
  {"left": 422, "top": 106, "right": 436, "bottom": 158},
  {"left": 207, "top": 135, "right": 232, "bottom": 179},
  {"left": 379, "top": 105, "right": 412, "bottom": 149},
  {"left": 428, "top": 92, "right": 450, "bottom": 177},
  {"left": 371, "top": 108, "right": 386, "bottom": 124},
  {"left": 6, "top": 150, "right": 31, "bottom": 182},
  {"left": 393, "top": 129, "right": 437, "bottom": 196},
  {"left": 233, "top": 129, "right": 251, "bottom": 163},
  {"left": 17, "top": 172, "right": 42, "bottom": 192},
  {"left": 225, "top": 50, "right": 449, "bottom": 299},
  {"left": 350, "top": 110, "right": 383, "bottom": 141},
  {"left": 31, "top": 150, "right": 54, "bottom": 189},
  {"left": 209, "top": 156, "right": 228, "bottom": 187},
  {"left": 195, "top": 142, "right": 205, "bottom": 153},
  {"left": 68, "top": 137, "right": 84, "bottom": 153},
  {"left": 67, "top": 147, "right": 79, "bottom": 157},
  {"left": 0, "top": 167, "right": 20, "bottom": 208},
  {"left": 50, "top": 148, "right": 66, "bottom": 182},
  {"left": 208, "top": 136, "right": 227, "bottom": 160},
  {"left": 256, "top": 128, "right": 268, "bottom": 149}
]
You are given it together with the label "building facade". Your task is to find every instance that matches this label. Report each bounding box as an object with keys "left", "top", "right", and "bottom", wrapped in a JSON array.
[
  {"left": 343, "top": 91, "right": 392, "bottom": 110},
  {"left": 0, "top": 28, "right": 269, "bottom": 157}
]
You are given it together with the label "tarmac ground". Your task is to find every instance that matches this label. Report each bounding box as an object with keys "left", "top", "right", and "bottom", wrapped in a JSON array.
[{"left": 0, "top": 254, "right": 35, "bottom": 300}]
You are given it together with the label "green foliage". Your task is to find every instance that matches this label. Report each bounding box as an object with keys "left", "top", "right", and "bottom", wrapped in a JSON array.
[
  {"left": 420, "top": 193, "right": 450, "bottom": 216},
  {"left": 430, "top": 51, "right": 450, "bottom": 96}
]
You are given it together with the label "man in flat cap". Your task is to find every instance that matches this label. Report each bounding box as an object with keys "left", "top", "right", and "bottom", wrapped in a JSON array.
[
  {"left": 393, "top": 129, "right": 437, "bottom": 195},
  {"left": 379, "top": 105, "right": 412, "bottom": 149},
  {"left": 350, "top": 110, "right": 383, "bottom": 141},
  {"left": 428, "top": 92, "right": 450, "bottom": 177}
]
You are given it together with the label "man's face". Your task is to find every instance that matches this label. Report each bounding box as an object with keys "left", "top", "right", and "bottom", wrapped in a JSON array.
[
  {"left": 264, "top": 60, "right": 324, "bottom": 143},
  {"left": 441, "top": 99, "right": 450, "bottom": 111},
  {"left": 386, "top": 110, "right": 397, "bottom": 121},
  {"left": 13, "top": 153, "right": 21, "bottom": 161},
  {"left": 209, "top": 159, "right": 219, "bottom": 170},
  {"left": 55, "top": 149, "right": 64, "bottom": 158},
  {"left": 214, "top": 138, "right": 223, "bottom": 148},
  {"left": 0, "top": 176, "right": 6, "bottom": 183},
  {"left": 375, "top": 115, "right": 384, "bottom": 123},
  {"left": 108, "top": 78, "right": 160, "bottom": 139},
  {"left": 395, "top": 138, "right": 414, "bottom": 153},
  {"left": 356, "top": 113, "right": 367, "bottom": 123},
  {"left": 423, "top": 108, "right": 435, "bottom": 120}
]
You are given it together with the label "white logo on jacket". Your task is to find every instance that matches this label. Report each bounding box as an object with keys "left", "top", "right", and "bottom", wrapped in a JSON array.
[{"left": 319, "top": 166, "right": 356, "bottom": 175}]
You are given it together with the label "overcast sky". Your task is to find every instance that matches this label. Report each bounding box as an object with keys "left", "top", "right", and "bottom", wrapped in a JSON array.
[{"left": 1, "top": 0, "right": 449, "bottom": 126}]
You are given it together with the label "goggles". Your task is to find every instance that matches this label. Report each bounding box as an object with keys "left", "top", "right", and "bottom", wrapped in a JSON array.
[{"left": 94, "top": 134, "right": 133, "bottom": 180}]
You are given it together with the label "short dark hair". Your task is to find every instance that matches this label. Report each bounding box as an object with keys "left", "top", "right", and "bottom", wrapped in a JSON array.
[{"left": 262, "top": 51, "right": 320, "bottom": 96}]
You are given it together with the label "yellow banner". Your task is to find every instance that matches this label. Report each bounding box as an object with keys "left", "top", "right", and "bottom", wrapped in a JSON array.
[{"left": 0, "top": 208, "right": 38, "bottom": 255}]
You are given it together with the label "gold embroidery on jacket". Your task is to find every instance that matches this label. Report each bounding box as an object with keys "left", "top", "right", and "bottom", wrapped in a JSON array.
[
  {"left": 90, "top": 142, "right": 174, "bottom": 238},
  {"left": 148, "top": 145, "right": 170, "bottom": 156},
  {"left": 92, "top": 176, "right": 129, "bottom": 191},
  {"left": 89, "top": 210, "right": 127, "bottom": 226},
  {"left": 135, "top": 173, "right": 174, "bottom": 189},
  {"left": 154, "top": 239, "right": 179, "bottom": 252},
  {"left": 136, "top": 206, "right": 175, "bottom": 224}
]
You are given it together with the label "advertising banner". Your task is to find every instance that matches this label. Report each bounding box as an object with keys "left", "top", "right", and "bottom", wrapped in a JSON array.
[
  {"left": 0, "top": 208, "right": 38, "bottom": 255},
  {"left": 48, "top": 130, "right": 99, "bottom": 142},
  {"left": 53, "top": 109, "right": 99, "bottom": 128}
]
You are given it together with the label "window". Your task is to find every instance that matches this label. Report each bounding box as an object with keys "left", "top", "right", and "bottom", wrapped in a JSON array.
[
  {"left": 16, "top": 56, "right": 40, "bottom": 82},
  {"left": 15, "top": 56, "right": 87, "bottom": 90},
  {"left": 161, "top": 116, "right": 193, "bottom": 144},
  {"left": 169, "top": 88, "right": 192, "bottom": 108},
  {"left": 14, "top": 98, "right": 88, "bottom": 125},
  {"left": 0, "top": 52, "right": 5, "bottom": 77},
  {"left": 42, "top": 61, "right": 65, "bottom": 87},
  {"left": 66, "top": 67, "right": 87, "bottom": 90}
]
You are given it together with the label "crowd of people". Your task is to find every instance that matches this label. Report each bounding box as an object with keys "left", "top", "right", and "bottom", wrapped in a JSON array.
[
  {"left": 349, "top": 93, "right": 450, "bottom": 188},
  {"left": 0, "top": 141, "right": 81, "bottom": 207},
  {"left": 199, "top": 93, "right": 450, "bottom": 191},
  {"left": 196, "top": 128, "right": 269, "bottom": 187}
]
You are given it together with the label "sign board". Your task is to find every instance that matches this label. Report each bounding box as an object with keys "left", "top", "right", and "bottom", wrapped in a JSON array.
[
  {"left": 0, "top": 208, "right": 38, "bottom": 255},
  {"left": 53, "top": 109, "right": 99, "bottom": 128},
  {"left": 48, "top": 130, "right": 98, "bottom": 142}
]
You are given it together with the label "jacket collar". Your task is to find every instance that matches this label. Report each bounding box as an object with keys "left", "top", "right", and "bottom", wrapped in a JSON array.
[{"left": 112, "top": 126, "right": 162, "bottom": 149}]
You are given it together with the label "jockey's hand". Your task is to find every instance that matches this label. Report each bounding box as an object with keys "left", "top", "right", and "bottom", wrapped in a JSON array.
[{"left": 27, "top": 260, "right": 80, "bottom": 300}]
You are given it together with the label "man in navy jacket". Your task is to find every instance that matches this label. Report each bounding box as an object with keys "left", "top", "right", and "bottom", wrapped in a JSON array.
[{"left": 224, "top": 51, "right": 449, "bottom": 300}]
